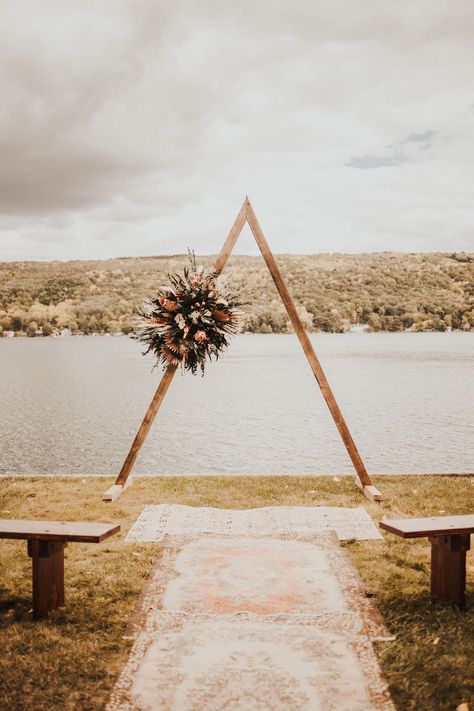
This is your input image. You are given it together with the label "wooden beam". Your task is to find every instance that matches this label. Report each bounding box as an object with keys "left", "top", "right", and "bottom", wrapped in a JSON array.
[
  {"left": 354, "top": 476, "right": 383, "bottom": 502},
  {"left": 102, "top": 365, "right": 177, "bottom": 500},
  {"left": 430, "top": 534, "right": 470, "bottom": 609},
  {"left": 214, "top": 199, "right": 248, "bottom": 273},
  {"left": 245, "top": 199, "right": 379, "bottom": 497},
  {"left": 102, "top": 477, "right": 134, "bottom": 502},
  {"left": 116, "top": 363, "right": 177, "bottom": 486},
  {"left": 0, "top": 520, "right": 121, "bottom": 542},
  {"left": 28, "top": 539, "right": 66, "bottom": 619}
]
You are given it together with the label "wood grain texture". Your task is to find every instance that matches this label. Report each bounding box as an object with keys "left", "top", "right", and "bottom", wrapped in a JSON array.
[
  {"left": 355, "top": 478, "right": 383, "bottom": 502},
  {"left": 28, "top": 539, "right": 66, "bottom": 619},
  {"left": 380, "top": 515, "right": 474, "bottom": 539},
  {"left": 2, "top": 524, "right": 119, "bottom": 619},
  {"left": 214, "top": 199, "right": 248, "bottom": 274},
  {"left": 430, "top": 534, "right": 470, "bottom": 608},
  {"left": 55, "top": 541, "right": 65, "bottom": 607},
  {"left": 381, "top": 518, "right": 472, "bottom": 609},
  {"left": 0, "top": 519, "right": 120, "bottom": 542},
  {"left": 102, "top": 478, "right": 134, "bottom": 502}
]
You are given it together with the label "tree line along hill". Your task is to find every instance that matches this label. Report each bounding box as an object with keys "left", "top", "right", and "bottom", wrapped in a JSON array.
[{"left": 0, "top": 252, "right": 472, "bottom": 337}]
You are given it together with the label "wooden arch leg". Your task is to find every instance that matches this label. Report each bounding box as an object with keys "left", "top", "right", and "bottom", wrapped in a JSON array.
[
  {"left": 245, "top": 201, "right": 382, "bottom": 502},
  {"left": 102, "top": 364, "right": 178, "bottom": 501}
]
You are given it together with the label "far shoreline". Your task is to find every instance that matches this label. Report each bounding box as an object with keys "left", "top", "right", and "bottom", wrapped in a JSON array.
[
  {"left": 1, "top": 329, "right": 473, "bottom": 339},
  {"left": 1, "top": 472, "right": 473, "bottom": 478}
]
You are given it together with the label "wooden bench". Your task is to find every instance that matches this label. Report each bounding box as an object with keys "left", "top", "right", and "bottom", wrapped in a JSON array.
[
  {"left": 380, "top": 515, "right": 474, "bottom": 609},
  {"left": 0, "top": 519, "right": 120, "bottom": 619}
]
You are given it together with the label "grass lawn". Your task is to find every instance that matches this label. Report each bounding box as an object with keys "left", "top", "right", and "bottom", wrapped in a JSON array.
[{"left": 0, "top": 474, "right": 473, "bottom": 711}]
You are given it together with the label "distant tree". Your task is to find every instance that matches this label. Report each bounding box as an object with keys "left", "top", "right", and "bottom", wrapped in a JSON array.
[
  {"left": 36, "top": 276, "right": 83, "bottom": 304},
  {"left": 106, "top": 320, "right": 120, "bottom": 334},
  {"left": 0, "top": 252, "right": 472, "bottom": 335},
  {"left": 28, "top": 301, "right": 49, "bottom": 325},
  {"left": 11, "top": 311, "right": 26, "bottom": 331},
  {"left": 0, "top": 315, "right": 12, "bottom": 331},
  {"left": 49, "top": 301, "right": 77, "bottom": 329}
]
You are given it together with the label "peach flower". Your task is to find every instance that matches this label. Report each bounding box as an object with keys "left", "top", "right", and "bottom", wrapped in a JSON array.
[{"left": 194, "top": 330, "right": 208, "bottom": 343}]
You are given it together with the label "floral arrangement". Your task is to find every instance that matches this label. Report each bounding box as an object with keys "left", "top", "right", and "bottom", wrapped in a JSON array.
[{"left": 134, "top": 253, "right": 243, "bottom": 374}]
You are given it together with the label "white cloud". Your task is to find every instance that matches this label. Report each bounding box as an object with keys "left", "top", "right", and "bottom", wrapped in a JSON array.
[{"left": 0, "top": 0, "right": 473, "bottom": 260}]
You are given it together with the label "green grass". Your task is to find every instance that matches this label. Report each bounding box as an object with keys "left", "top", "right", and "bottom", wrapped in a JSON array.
[{"left": 0, "top": 475, "right": 473, "bottom": 710}]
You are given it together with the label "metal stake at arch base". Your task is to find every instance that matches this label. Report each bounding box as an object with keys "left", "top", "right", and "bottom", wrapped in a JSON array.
[{"left": 102, "top": 198, "right": 383, "bottom": 503}]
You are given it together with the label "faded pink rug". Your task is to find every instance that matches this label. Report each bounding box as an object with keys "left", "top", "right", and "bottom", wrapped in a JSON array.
[{"left": 108, "top": 533, "right": 395, "bottom": 710}]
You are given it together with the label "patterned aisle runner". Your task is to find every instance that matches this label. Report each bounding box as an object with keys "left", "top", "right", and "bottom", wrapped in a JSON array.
[
  {"left": 108, "top": 531, "right": 395, "bottom": 711},
  {"left": 126, "top": 504, "right": 382, "bottom": 542}
]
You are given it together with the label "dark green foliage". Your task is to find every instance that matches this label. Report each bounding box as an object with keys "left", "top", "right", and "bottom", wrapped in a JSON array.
[{"left": 0, "top": 251, "right": 472, "bottom": 335}]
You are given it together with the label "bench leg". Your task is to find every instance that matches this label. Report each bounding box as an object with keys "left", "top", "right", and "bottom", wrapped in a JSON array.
[
  {"left": 27, "top": 540, "right": 66, "bottom": 620},
  {"left": 429, "top": 534, "right": 470, "bottom": 609}
]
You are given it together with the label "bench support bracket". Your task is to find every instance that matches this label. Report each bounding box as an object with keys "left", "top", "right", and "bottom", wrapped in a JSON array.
[
  {"left": 429, "top": 533, "right": 470, "bottom": 609},
  {"left": 28, "top": 539, "right": 66, "bottom": 620}
]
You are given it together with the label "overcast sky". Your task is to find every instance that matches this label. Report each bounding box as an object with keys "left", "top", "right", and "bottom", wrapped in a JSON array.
[{"left": 1, "top": 1, "right": 473, "bottom": 261}]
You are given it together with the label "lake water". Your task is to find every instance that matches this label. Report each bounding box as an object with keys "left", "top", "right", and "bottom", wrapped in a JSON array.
[{"left": 0, "top": 333, "right": 473, "bottom": 477}]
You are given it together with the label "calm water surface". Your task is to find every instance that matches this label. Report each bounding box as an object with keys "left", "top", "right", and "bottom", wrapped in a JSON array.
[{"left": 0, "top": 333, "right": 472, "bottom": 476}]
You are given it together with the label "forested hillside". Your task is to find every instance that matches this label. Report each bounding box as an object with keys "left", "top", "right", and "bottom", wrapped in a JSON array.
[{"left": 0, "top": 252, "right": 472, "bottom": 335}]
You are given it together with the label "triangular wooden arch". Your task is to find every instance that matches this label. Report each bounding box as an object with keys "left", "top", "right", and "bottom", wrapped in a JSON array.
[{"left": 103, "top": 198, "right": 382, "bottom": 502}]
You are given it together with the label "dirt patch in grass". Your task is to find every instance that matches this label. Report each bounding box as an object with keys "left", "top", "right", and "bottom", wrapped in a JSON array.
[{"left": 0, "top": 475, "right": 473, "bottom": 710}]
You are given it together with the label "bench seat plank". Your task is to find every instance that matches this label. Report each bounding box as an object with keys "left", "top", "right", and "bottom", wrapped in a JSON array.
[
  {"left": 0, "top": 519, "right": 120, "bottom": 543},
  {"left": 380, "top": 514, "right": 474, "bottom": 539}
]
